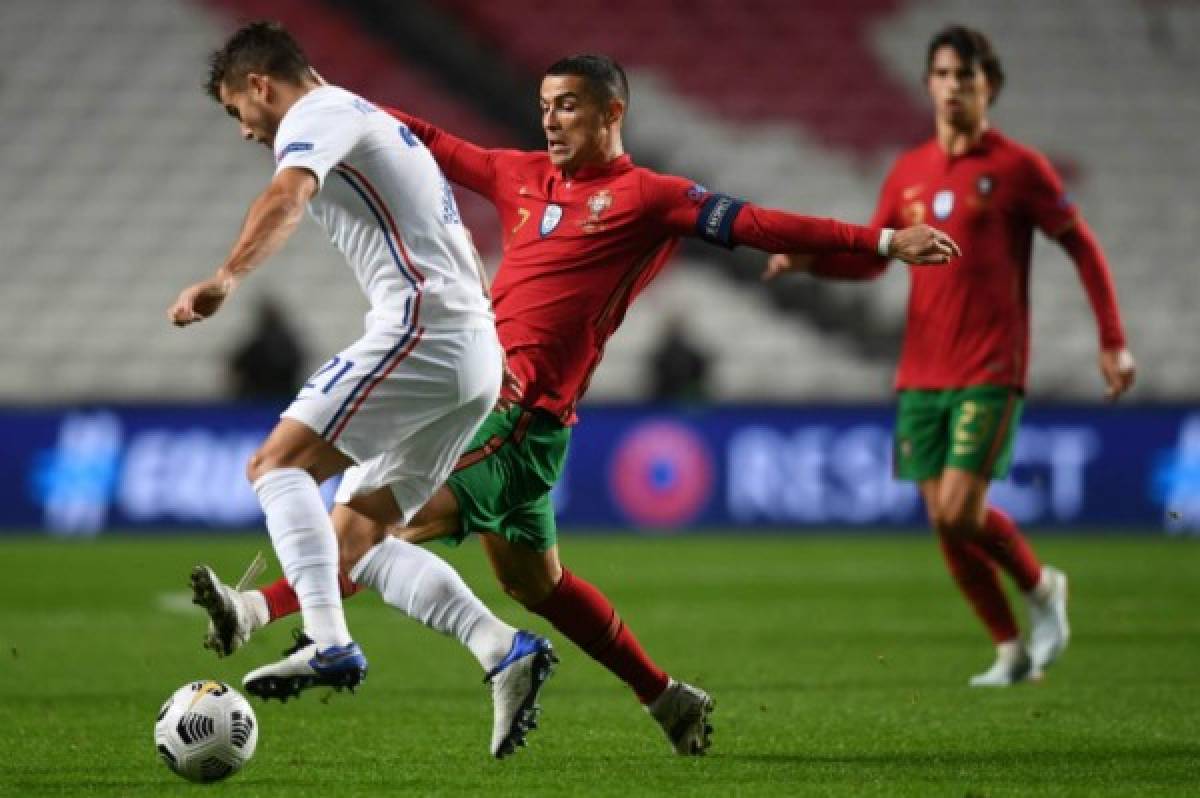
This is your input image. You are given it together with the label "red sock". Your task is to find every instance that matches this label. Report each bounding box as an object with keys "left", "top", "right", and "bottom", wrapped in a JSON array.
[
  {"left": 529, "top": 568, "right": 670, "bottom": 704},
  {"left": 338, "top": 573, "right": 360, "bottom": 597},
  {"left": 938, "top": 531, "right": 1019, "bottom": 643},
  {"left": 257, "top": 574, "right": 361, "bottom": 622},
  {"left": 976, "top": 507, "right": 1042, "bottom": 592}
]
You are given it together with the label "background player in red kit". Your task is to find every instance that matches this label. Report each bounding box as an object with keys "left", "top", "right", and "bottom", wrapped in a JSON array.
[
  {"left": 196, "top": 54, "right": 958, "bottom": 752},
  {"left": 767, "top": 26, "right": 1136, "bottom": 686}
]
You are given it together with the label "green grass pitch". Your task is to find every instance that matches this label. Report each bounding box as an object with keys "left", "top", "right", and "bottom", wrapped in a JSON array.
[{"left": 1, "top": 533, "right": 1197, "bottom": 796}]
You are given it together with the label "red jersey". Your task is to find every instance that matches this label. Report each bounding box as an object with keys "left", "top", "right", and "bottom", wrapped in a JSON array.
[
  {"left": 390, "top": 110, "right": 882, "bottom": 423},
  {"left": 813, "top": 129, "right": 1125, "bottom": 391}
]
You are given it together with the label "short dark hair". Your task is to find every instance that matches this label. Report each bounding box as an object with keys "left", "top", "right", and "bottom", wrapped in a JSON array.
[
  {"left": 205, "top": 21, "right": 310, "bottom": 102},
  {"left": 926, "top": 25, "right": 1005, "bottom": 105},
  {"left": 544, "top": 54, "right": 630, "bottom": 109}
]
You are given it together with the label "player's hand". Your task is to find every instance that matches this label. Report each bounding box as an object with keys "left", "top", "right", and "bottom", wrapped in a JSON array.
[
  {"left": 890, "top": 224, "right": 961, "bottom": 264},
  {"left": 168, "top": 277, "right": 233, "bottom": 327},
  {"left": 1099, "top": 347, "right": 1136, "bottom": 401},
  {"left": 494, "top": 350, "right": 524, "bottom": 412},
  {"left": 762, "top": 254, "right": 814, "bottom": 281}
]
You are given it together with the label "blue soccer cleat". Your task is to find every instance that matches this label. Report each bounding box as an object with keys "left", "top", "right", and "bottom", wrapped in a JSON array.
[
  {"left": 484, "top": 630, "right": 557, "bottom": 758},
  {"left": 243, "top": 631, "right": 367, "bottom": 702}
]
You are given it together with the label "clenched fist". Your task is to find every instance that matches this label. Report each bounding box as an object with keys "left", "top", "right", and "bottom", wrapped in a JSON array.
[{"left": 168, "top": 276, "right": 234, "bottom": 327}]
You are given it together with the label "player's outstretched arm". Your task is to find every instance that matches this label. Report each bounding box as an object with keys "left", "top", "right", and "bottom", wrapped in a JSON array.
[
  {"left": 168, "top": 168, "right": 315, "bottom": 327},
  {"left": 382, "top": 106, "right": 501, "bottom": 200},
  {"left": 762, "top": 223, "right": 961, "bottom": 282},
  {"left": 759, "top": 166, "right": 931, "bottom": 281},
  {"left": 731, "top": 210, "right": 959, "bottom": 265},
  {"left": 648, "top": 173, "right": 957, "bottom": 265},
  {"left": 1056, "top": 219, "right": 1135, "bottom": 400}
]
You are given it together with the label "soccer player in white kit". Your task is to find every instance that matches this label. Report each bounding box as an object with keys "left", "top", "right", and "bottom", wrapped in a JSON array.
[{"left": 168, "top": 22, "right": 553, "bottom": 758}]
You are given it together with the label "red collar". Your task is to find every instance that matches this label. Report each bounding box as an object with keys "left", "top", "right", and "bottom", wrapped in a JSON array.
[
  {"left": 933, "top": 129, "right": 1000, "bottom": 162},
  {"left": 563, "top": 154, "right": 634, "bottom": 181}
]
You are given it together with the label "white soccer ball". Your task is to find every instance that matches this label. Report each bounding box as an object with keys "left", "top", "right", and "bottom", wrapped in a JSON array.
[{"left": 154, "top": 680, "right": 258, "bottom": 783}]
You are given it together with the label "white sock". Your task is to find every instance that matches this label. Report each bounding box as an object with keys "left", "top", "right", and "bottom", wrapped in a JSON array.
[
  {"left": 253, "top": 467, "right": 351, "bottom": 650},
  {"left": 243, "top": 591, "right": 270, "bottom": 632},
  {"left": 350, "top": 537, "right": 516, "bottom": 671},
  {"left": 995, "top": 639, "right": 1024, "bottom": 664},
  {"left": 1027, "top": 566, "right": 1053, "bottom": 603}
]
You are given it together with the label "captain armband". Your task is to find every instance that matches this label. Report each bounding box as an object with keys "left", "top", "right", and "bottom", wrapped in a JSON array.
[{"left": 695, "top": 193, "right": 746, "bottom": 249}]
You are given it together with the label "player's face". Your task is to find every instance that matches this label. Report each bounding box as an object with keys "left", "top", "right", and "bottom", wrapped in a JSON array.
[
  {"left": 218, "top": 76, "right": 280, "bottom": 149},
  {"left": 927, "top": 46, "right": 990, "bottom": 130},
  {"left": 540, "top": 75, "right": 611, "bottom": 171}
]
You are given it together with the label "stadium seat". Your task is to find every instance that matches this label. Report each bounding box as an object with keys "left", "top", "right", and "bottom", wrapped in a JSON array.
[
  {"left": 434, "top": 0, "right": 1200, "bottom": 400},
  {"left": 0, "top": 0, "right": 1195, "bottom": 401},
  {"left": 0, "top": 0, "right": 511, "bottom": 401}
]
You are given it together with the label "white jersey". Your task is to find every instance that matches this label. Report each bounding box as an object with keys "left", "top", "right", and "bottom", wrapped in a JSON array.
[{"left": 273, "top": 85, "right": 491, "bottom": 331}]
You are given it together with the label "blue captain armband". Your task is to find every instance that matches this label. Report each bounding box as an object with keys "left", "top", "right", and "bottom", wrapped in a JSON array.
[{"left": 695, "top": 193, "right": 745, "bottom": 248}]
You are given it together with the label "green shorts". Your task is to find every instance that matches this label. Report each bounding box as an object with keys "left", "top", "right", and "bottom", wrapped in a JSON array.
[
  {"left": 894, "top": 386, "right": 1024, "bottom": 482},
  {"left": 443, "top": 406, "right": 570, "bottom": 552}
]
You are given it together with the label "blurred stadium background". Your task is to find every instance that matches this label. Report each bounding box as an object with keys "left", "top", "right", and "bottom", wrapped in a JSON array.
[{"left": 1, "top": 0, "right": 1196, "bottom": 536}]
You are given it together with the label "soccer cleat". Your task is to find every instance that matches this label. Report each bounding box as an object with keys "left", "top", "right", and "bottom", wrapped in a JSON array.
[
  {"left": 1027, "top": 565, "right": 1070, "bottom": 671},
  {"left": 243, "top": 631, "right": 367, "bottom": 701},
  {"left": 483, "top": 631, "right": 557, "bottom": 759},
  {"left": 968, "top": 642, "right": 1037, "bottom": 687},
  {"left": 190, "top": 553, "right": 266, "bottom": 657},
  {"left": 647, "top": 679, "right": 714, "bottom": 755}
]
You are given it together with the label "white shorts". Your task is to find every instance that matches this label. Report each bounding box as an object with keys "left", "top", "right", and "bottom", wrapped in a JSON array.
[{"left": 282, "top": 324, "right": 501, "bottom": 522}]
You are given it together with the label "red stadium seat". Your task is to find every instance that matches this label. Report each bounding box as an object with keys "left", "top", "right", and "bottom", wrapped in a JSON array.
[{"left": 434, "top": 0, "right": 928, "bottom": 158}]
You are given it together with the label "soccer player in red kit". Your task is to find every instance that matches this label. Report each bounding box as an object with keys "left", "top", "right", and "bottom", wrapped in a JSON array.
[
  {"left": 767, "top": 26, "right": 1136, "bottom": 686},
  {"left": 195, "top": 54, "right": 957, "bottom": 751}
]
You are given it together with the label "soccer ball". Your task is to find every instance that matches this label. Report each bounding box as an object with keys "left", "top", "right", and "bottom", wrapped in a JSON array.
[{"left": 154, "top": 681, "right": 258, "bottom": 783}]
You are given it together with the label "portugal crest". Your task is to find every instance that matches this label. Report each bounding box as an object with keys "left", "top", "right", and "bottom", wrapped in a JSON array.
[
  {"left": 968, "top": 174, "right": 996, "bottom": 210},
  {"left": 587, "top": 189, "right": 613, "bottom": 218},
  {"left": 582, "top": 189, "right": 614, "bottom": 232},
  {"left": 540, "top": 203, "right": 563, "bottom": 237}
]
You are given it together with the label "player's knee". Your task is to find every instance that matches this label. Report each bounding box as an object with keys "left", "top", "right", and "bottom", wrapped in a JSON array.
[
  {"left": 338, "top": 523, "right": 385, "bottom": 575},
  {"left": 497, "top": 577, "right": 534, "bottom": 606},
  {"left": 245, "top": 443, "right": 307, "bottom": 484},
  {"left": 933, "top": 501, "right": 982, "bottom": 537},
  {"left": 333, "top": 507, "right": 387, "bottom": 574},
  {"left": 337, "top": 535, "right": 367, "bottom": 576},
  {"left": 245, "top": 449, "right": 273, "bottom": 484},
  {"left": 496, "top": 572, "right": 554, "bottom": 608},
  {"left": 245, "top": 450, "right": 289, "bottom": 484}
]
